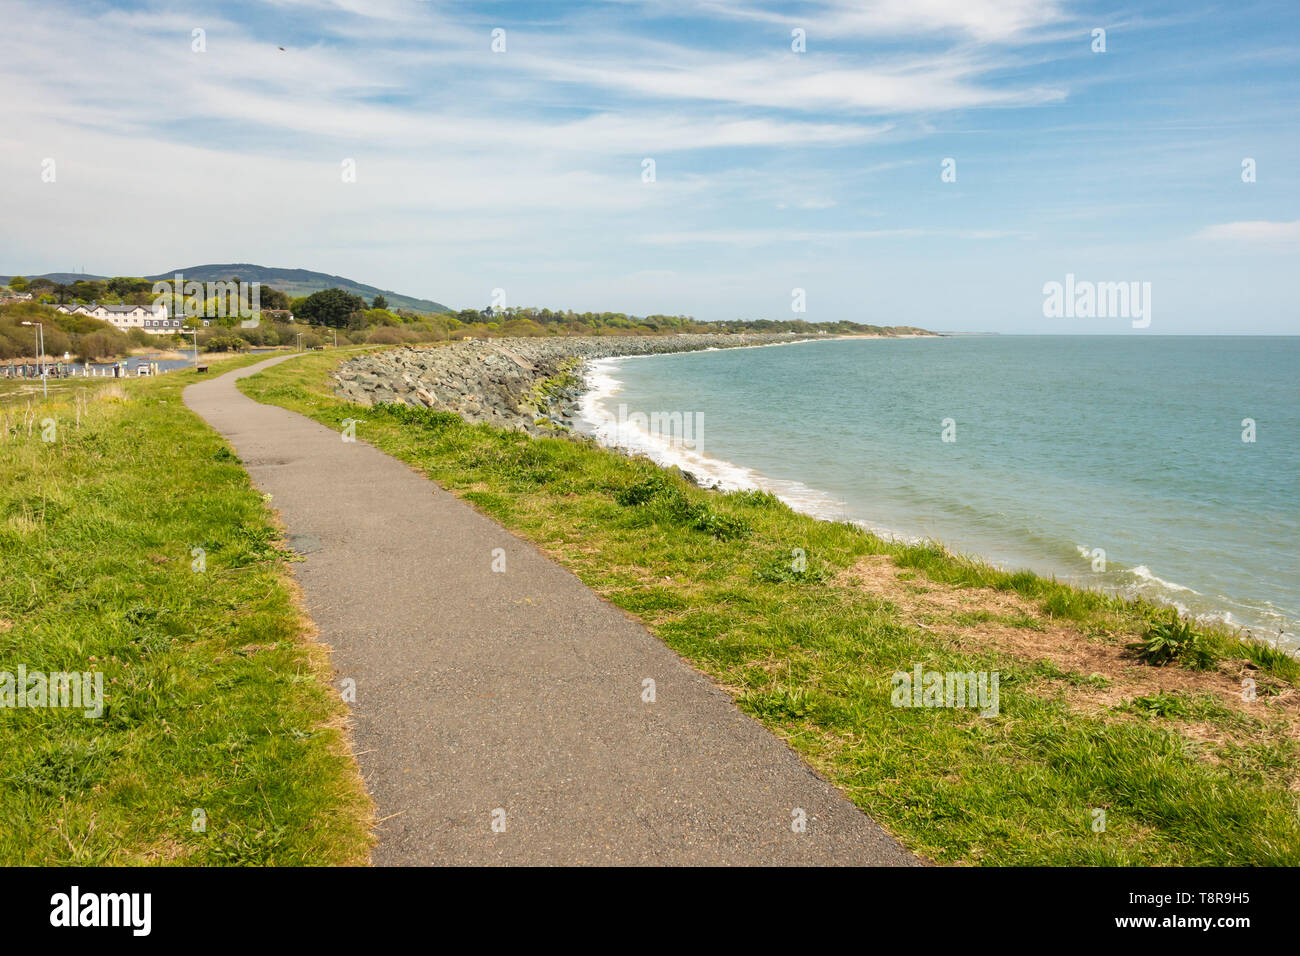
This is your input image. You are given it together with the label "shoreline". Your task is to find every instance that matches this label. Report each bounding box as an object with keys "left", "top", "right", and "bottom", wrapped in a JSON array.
[
  {"left": 332, "top": 331, "right": 900, "bottom": 435},
  {"left": 575, "top": 349, "right": 912, "bottom": 521},
  {"left": 579, "top": 351, "right": 1297, "bottom": 649},
  {"left": 333, "top": 335, "right": 1295, "bottom": 649},
  {"left": 239, "top": 348, "right": 1300, "bottom": 866}
]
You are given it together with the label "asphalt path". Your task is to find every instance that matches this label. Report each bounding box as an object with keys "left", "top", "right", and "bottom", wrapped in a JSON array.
[{"left": 185, "top": 354, "right": 917, "bottom": 865}]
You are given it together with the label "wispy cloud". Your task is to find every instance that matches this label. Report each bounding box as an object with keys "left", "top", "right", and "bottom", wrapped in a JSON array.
[
  {"left": 1194, "top": 220, "right": 1300, "bottom": 241},
  {"left": 541, "top": 53, "right": 1067, "bottom": 113},
  {"left": 639, "top": 228, "right": 1028, "bottom": 245},
  {"left": 615, "top": 0, "right": 1069, "bottom": 43},
  {"left": 1, "top": 0, "right": 1296, "bottom": 332}
]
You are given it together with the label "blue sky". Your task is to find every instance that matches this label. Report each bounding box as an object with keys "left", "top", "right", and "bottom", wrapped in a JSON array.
[{"left": 1, "top": 0, "right": 1297, "bottom": 332}]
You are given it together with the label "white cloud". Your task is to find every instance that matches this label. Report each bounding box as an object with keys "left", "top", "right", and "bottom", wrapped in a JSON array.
[
  {"left": 0, "top": 6, "right": 891, "bottom": 151},
  {"left": 622, "top": 0, "right": 1067, "bottom": 43},
  {"left": 538, "top": 52, "right": 1065, "bottom": 114},
  {"left": 638, "top": 227, "right": 1026, "bottom": 245},
  {"left": 1194, "top": 220, "right": 1300, "bottom": 241},
  {"left": 818, "top": 0, "right": 1067, "bottom": 43},
  {"left": 263, "top": 0, "right": 432, "bottom": 23}
]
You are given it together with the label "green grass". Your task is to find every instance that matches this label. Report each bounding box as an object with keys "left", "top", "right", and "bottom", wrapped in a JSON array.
[
  {"left": 0, "top": 356, "right": 372, "bottom": 864},
  {"left": 238, "top": 349, "right": 1300, "bottom": 866}
]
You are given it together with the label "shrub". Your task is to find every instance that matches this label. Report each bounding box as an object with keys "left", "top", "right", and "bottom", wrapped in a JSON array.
[
  {"left": 685, "top": 505, "right": 749, "bottom": 541},
  {"left": 204, "top": 335, "right": 248, "bottom": 353},
  {"left": 614, "top": 473, "right": 749, "bottom": 540},
  {"left": 373, "top": 402, "right": 461, "bottom": 432},
  {"left": 1130, "top": 610, "right": 1218, "bottom": 669},
  {"left": 614, "top": 473, "right": 673, "bottom": 506},
  {"left": 366, "top": 326, "right": 405, "bottom": 345},
  {"left": 1124, "top": 691, "right": 1195, "bottom": 719},
  {"left": 756, "top": 556, "right": 830, "bottom": 584},
  {"left": 728, "top": 489, "right": 783, "bottom": 509},
  {"left": 76, "top": 331, "right": 117, "bottom": 362}
]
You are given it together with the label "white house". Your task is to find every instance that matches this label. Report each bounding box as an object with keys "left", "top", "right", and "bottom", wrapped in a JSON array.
[{"left": 56, "top": 302, "right": 184, "bottom": 335}]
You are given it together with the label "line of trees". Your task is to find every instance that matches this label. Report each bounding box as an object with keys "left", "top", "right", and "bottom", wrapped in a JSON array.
[
  {"left": 10, "top": 275, "right": 296, "bottom": 313},
  {"left": 3, "top": 274, "right": 924, "bottom": 360},
  {"left": 283, "top": 291, "right": 923, "bottom": 340},
  {"left": 439, "top": 306, "right": 915, "bottom": 338}
]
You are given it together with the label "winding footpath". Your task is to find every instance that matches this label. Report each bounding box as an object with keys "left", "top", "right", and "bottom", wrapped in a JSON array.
[{"left": 185, "top": 355, "right": 917, "bottom": 866}]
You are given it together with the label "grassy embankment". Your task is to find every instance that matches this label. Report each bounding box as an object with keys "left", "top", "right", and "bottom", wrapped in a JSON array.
[
  {"left": 0, "top": 354, "right": 372, "bottom": 864},
  {"left": 240, "top": 348, "right": 1300, "bottom": 866}
]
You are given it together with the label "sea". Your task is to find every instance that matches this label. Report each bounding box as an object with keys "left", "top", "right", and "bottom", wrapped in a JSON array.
[{"left": 578, "top": 335, "right": 1299, "bottom": 648}]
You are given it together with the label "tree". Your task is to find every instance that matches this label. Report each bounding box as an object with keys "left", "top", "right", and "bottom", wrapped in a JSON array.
[
  {"left": 8, "top": 276, "right": 28, "bottom": 292},
  {"left": 106, "top": 276, "right": 150, "bottom": 296},
  {"left": 295, "top": 288, "right": 366, "bottom": 328},
  {"left": 260, "top": 285, "right": 291, "bottom": 311},
  {"left": 372, "top": 294, "right": 387, "bottom": 310},
  {"left": 71, "top": 279, "right": 107, "bottom": 302}
]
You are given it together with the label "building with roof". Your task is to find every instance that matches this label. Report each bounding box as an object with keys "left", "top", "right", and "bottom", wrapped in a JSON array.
[{"left": 55, "top": 302, "right": 183, "bottom": 334}]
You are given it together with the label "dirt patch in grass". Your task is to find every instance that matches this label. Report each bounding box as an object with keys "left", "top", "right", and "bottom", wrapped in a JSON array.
[{"left": 837, "top": 554, "right": 1300, "bottom": 737}]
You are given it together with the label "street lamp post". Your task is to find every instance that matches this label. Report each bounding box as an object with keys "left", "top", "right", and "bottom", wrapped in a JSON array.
[{"left": 20, "top": 321, "right": 46, "bottom": 398}]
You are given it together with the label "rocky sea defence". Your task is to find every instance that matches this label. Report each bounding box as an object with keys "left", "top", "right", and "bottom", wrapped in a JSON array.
[{"left": 332, "top": 333, "right": 839, "bottom": 436}]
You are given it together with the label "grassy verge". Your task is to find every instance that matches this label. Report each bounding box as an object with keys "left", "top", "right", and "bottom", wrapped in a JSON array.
[
  {"left": 0, "top": 351, "right": 263, "bottom": 408},
  {"left": 0, "top": 355, "right": 372, "bottom": 864},
  {"left": 239, "top": 348, "right": 1300, "bottom": 866}
]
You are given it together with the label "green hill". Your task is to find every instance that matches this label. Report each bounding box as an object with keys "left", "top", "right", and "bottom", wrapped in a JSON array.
[{"left": 1, "top": 264, "right": 452, "bottom": 314}]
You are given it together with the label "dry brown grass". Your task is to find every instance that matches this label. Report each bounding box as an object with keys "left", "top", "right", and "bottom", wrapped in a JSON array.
[{"left": 837, "top": 554, "right": 1300, "bottom": 739}]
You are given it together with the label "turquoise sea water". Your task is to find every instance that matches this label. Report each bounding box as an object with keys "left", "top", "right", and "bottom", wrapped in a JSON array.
[{"left": 580, "top": 336, "right": 1299, "bottom": 646}]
